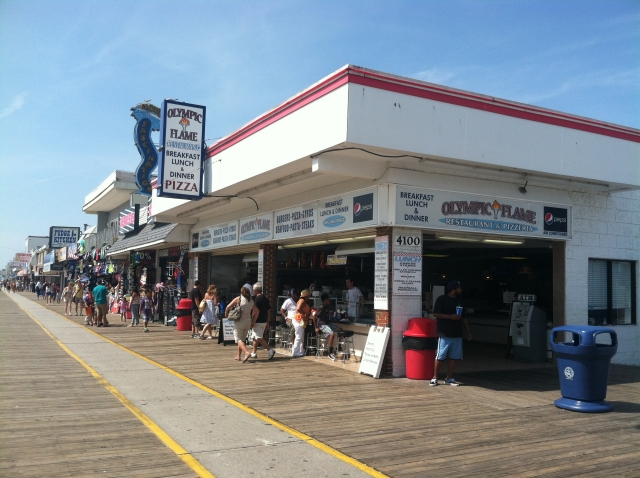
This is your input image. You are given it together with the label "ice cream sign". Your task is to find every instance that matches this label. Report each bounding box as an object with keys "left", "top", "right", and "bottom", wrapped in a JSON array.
[{"left": 157, "top": 99, "right": 206, "bottom": 200}]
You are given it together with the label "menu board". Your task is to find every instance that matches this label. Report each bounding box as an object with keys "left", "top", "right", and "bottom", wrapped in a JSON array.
[
  {"left": 374, "top": 236, "right": 388, "bottom": 310},
  {"left": 393, "top": 252, "right": 422, "bottom": 295},
  {"left": 190, "top": 221, "right": 238, "bottom": 252},
  {"left": 358, "top": 326, "right": 391, "bottom": 379}
]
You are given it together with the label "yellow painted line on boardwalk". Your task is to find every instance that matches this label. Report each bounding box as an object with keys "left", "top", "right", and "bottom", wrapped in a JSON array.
[
  {"left": 17, "top": 294, "right": 388, "bottom": 478},
  {"left": 15, "top": 300, "right": 215, "bottom": 478}
]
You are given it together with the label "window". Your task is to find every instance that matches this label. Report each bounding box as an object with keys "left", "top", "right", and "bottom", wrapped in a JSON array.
[{"left": 588, "top": 259, "right": 636, "bottom": 325}]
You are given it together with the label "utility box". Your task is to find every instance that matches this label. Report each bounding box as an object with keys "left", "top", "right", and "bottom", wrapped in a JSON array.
[{"left": 510, "top": 300, "right": 547, "bottom": 363}]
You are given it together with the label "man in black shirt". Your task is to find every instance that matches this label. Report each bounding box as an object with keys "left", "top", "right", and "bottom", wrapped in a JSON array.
[
  {"left": 249, "top": 283, "right": 276, "bottom": 360},
  {"left": 190, "top": 280, "right": 203, "bottom": 338},
  {"left": 430, "top": 280, "right": 472, "bottom": 386}
]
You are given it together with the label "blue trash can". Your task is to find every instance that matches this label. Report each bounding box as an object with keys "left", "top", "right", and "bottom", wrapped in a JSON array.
[{"left": 550, "top": 326, "right": 617, "bottom": 413}]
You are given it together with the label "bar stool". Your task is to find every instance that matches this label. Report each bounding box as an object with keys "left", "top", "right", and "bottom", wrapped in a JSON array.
[
  {"left": 315, "top": 334, "right": 329, "bottom": 359},
  {"left": 306, "top": 333, "right": 317, "bottom": 356},
  {"left": 336, "top": 330, "right": 358, "bottom": 364}
]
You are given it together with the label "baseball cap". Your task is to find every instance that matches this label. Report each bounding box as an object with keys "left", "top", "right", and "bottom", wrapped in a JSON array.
[{"left": 446, "top": 280, "right": 461, "bottom": 291}]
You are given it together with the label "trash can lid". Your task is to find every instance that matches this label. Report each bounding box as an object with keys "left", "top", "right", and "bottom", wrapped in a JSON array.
[
  {"left": 551, "top": 325, "right": 617, "bottom": 346},
  {"left": 404, "top": 317, "right": 437, "bottom": 337}
]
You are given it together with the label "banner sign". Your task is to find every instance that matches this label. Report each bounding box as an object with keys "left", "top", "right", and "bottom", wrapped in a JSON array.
[
  {"left": 157, "top": 99, "right": 206, "bottom": 200},
  {"left": 43, "top": 263, "right": 63, "bottom": 272},
  {"left": 274, "top": 203, "right": 317, "bottom": 240},
  {"left": 49, "top": 226, "right": 80, "bottom": 249},
  {"left": 191, "top": 221, "right": 239, "bottom": 252},
  {"left": 134, "top": 250, "right": 156, "bottom": 266},
  {"left": 374, "top": 236, "right": 389, "bottom": 310},
  {"left": 317, "top": 188, "right": 377, "bottom": 234},
  {"left": 67, "top": 244, "right": 79, "bottom": 260},
  {"left": 394, "top": 186, "right": 571, "bottom": 239},
  {"left": 238, "top": 213, "right": 273, "bottom": 245},
  {"left": 55, "top": 248, "right": 67, "bottom": 262}
]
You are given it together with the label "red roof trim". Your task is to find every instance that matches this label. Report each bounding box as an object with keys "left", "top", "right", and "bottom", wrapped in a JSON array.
[{"left": 206, "top": 67, "right": 640, "bottom": 158}]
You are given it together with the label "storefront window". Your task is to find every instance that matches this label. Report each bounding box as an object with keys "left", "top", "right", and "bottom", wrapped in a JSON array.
[{"left": 588, "top": 259, "right": 636, "bottom": 325}]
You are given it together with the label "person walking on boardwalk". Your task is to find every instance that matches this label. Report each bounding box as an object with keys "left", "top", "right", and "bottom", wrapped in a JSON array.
[
  {"left": 140, "top": 289, "right": 153, "bottom": 332},
  {"left": 248, "top": 283, "right": 276, "bottom": 360},
  {"left": 62, "top": 283, "right": 73, "bottom": 315},
  {"left": 93, "top": 280, "right": 109, "bottom": 327},
  {"left": 225, "top": 286, "right": 258, "bottom": 363},
  {"left": 199, "top": 285, "right": 219, "bottom": 340},
  {"left": 73, "top": 281, "right": 84, "bottom": 315},
  {"left": 128, "top": 289, "right": 141, "bottom": 327},
  {"left": 35, "top": 280, "right": 42, "bottom": 299},
  {"left": 190, "top": 280, "right": 204, "bottom": 338},
  {"left": 430, "top": 280, "right": 472, "bottom": 387}
]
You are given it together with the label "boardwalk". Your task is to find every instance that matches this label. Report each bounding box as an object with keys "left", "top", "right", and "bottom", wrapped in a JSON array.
[
  {"left": 6, "top": 292, "right": 640, "bottom": 477},
  {"left": 0, "top": 292, "right": 197, "bottom": 478}
]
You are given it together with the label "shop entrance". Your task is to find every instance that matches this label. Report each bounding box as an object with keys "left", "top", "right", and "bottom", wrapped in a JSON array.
[{"left": 422, "top": 233, "right": 556, "bottom": 373}]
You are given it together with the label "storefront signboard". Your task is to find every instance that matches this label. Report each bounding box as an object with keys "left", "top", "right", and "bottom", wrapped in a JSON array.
[
  {"left": 326, "top": 255, "right": 347, "bottom": 266},
  {"left": 238, "top": 213, "right": 273, "bottom": 245},
  {"left": 274, "top": 203, "right": 317, "bottom": 240},
  {"left": 358, "top": 326, "right": 391, "bottom": 379},
  {"left": 374, "top": 236, "right": 389, "bottom": 310},
  {"left": 43, "top": 253, "right": 55, "bottom": 265},
  {"left": 134, "top": 250, "right": 156, "bottom": 266},
  {"left": 49, "top": 226, "right": 81, "bottom": 249},
  {"left": 67, "top": 244, "right": 79, "bottom": 259},
  {"left": 317, "top": 188, "right": 377, "bottom": 233},
  {"left": 192, "top": 255, "right": 198, "bottom": 280},
  {"left": 190, "top": 221, "right": 239, "bottom": 252},
  {"left": 43, "top": 263, "right": 63, "bottom": 272},
  {"left": 14, "top": 253, "right": 31, "bottom": 263},
  {"left": 221, "top": 318, "right": 235, "bottom": 342},
  {"left": 55, "top": 248, "right": 67, "bottom": 262},
  {"left": 394, "top": 186, "right": 572, "bottom": 239},
  {"left": 158, "top": 99, "right": 206, "bottom": 200}
]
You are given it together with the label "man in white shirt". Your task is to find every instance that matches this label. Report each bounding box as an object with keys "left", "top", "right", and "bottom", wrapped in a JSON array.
[
  {"left": 345, "top": 278, "right": 364, "bottom": 320},
  {"left": 280, "top": 289, "right": 300, "bottom": 324}
]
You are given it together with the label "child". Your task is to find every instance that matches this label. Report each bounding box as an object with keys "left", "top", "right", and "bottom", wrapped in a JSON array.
[
  {"left": 140, "top": 290, "right": 153, "bottom": 332},
  {"left": 84, "top": 290, "right": 94, "bottom": 326},
  {"left": 119, "top": 296, "right": 128, "bottom": 322}
]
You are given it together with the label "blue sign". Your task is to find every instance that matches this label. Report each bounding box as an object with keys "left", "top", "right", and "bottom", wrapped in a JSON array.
[{"left": 131, "top": 103, "right": 161, "bottom": 196}]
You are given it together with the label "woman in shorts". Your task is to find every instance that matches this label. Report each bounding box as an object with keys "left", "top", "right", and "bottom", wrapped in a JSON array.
[
  {"left": 199, "top": 285, "right": 219, "bottom": 340},
  {"left": 224, "top": 286, "right": 258, "bottom": 363}
]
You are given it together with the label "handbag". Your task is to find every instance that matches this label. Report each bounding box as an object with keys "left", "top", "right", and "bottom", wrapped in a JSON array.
[
  {"left": 198, "top": 298, "right": 207, "bottom": 314},
  {"left": 226, "top": 296, "right": 243, "bottom": 321}
]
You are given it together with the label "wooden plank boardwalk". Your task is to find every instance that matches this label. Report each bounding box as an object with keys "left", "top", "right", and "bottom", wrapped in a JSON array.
[
  {"left": 13, "top": 293, "right": 640, "bottom": 477},
  {"left": 0, "top": 293, "right": 197, "bottom": 478}
]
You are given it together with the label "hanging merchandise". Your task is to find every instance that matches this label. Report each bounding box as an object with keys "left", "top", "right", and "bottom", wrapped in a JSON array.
[
  {"left": 140, "top": 267, "right": 147, "bottom": 287},
  {"left": 78, "top": 239, "right": 86, "bottom": 255},
  {"left": 176, "top": 250, "right": 186, "bottom": 290}
]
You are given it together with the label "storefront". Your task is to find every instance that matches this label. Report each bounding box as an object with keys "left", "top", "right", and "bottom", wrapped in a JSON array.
[{"left": 151, "top": 65, "right": 639, "bottom": 373}]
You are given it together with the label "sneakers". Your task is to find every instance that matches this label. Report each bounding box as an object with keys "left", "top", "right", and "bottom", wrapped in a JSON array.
[
  {"left": 429, "top": 379, "right": 438, "bottom": 387},
  {"left": 329, "top": 353, "right": 337, "bottom": 361},
  {"left": 268, "top": 349, "right": 276, "bottom": 360},
  {"left": 191, "top": 334, "right": 200, "bottom": 339},
  {"left": 444, "top": 378, "right": 460, "bottom": 386},
  {"left": 250, "top": 353, "right": 257, "bottom": 358},
  {"left": 143, "top": 328, "right": 149, "bottom": 333}
]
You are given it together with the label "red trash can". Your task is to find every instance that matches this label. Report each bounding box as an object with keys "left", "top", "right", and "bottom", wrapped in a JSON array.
[
  {"left": 403, "top": 318, "right": 438, "bottom": 380},
  {"left": 175, "top": 298, "right": 193, "bottom": 331}
]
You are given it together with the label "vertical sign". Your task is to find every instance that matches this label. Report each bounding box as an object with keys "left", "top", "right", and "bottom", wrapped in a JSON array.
[
  {"left": 392, "top": 229, "right": 422, "bottom": 295},
  {"left": 374, "top": 236, "right": 388, "bottom": 310},
  {"left": 158, "top": 99, "right": 206, "bottom": 200},
  {"left": 257, "top": 249, "right": 264, "bottom": 284},
  {"left": 193, "top": 255, "right": 198, "bottom": 281}
]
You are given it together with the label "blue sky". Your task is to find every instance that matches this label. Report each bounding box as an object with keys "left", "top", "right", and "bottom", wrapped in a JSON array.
[{"left": 0, "top": 0, "right": 638, "bottom": 269}]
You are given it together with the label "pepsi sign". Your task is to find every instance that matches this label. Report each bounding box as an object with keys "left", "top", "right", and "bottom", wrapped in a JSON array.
[
  {"left": 353, "top": 193, "right": 374, "bottom": 223},
  {"left": 543, "top": 207, "right": 568, "bottom": 236}
]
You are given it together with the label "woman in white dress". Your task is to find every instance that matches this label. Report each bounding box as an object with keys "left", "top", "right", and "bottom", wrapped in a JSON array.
[
  {"left": 199, "top": 285, "right": 219, "bottom": 340},
  {"left": 225, "top": 286, "right": 258, "bottom": 362}
]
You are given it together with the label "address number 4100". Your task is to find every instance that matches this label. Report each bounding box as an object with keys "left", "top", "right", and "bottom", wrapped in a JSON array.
[{"left": 395, "top": 236, "right": 421, "bottom": 246}]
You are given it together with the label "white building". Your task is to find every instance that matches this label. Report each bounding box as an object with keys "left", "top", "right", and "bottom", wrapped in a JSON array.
[{"left": 153, "top": 65, "right": 639, "bottom": 373}]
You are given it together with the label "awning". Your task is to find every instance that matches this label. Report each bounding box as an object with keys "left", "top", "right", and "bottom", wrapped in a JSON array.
[{"left": 107, "top": 223, "right": 190, "bottom": 258}]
